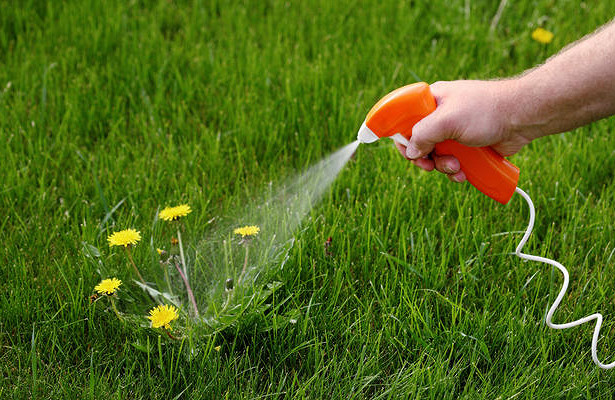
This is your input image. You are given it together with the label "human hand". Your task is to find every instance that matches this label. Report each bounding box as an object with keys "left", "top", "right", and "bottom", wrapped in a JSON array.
[{"left": 396, "top": 80, "right": 535, "bottom": 182}]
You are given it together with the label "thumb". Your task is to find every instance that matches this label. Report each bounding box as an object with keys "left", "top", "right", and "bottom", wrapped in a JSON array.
[{"left": 405, "top": 109, "right": 455, "bottom": 159}]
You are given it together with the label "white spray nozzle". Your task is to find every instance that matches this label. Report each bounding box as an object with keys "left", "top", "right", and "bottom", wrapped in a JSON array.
[
  {"left": 357, "top": 122, "right": 379, "bottom": 144},
  {"left": 357, "top": 122, "right": 411, "bottom": 147}
]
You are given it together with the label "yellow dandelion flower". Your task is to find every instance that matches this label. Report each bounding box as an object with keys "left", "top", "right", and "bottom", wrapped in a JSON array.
[
  {"left": 532, "top": 27, "right": 554, "bottom": 44},
  {"left": 233, "top": 225, "right": 260, "bottom": 237},
  {"left": 147, "top": 304, "right": 179, "bottom": 330},
  {"left": 159, "top": 204, "right": 192, "bottom": 222},
  {"left": 107, "top": 229, "right": 141, "bottom": 247},
  {"left": 214, "top": 345, "right": 221, "bottom": 352},
  {"left": 94, "top": 278, "right": 122, "bottom": 295}
]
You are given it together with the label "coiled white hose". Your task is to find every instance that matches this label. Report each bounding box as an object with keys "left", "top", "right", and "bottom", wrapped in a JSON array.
[{"left": 514, "top": 186, "right": 614, "bottom": 369}]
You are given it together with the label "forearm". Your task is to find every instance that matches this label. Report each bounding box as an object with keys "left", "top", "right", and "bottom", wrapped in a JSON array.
[{"left": 505, "top": 19, "right": 615, "bottom": 140}]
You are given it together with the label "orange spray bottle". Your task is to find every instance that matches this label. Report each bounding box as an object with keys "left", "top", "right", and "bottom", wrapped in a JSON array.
[{"left": 357, "top": 82, "right": 519, "bottom": 204}]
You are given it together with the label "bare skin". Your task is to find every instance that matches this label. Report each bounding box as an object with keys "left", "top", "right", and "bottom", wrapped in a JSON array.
[{"left": 397, "top": 19, "right": 615, "bottom": 183}]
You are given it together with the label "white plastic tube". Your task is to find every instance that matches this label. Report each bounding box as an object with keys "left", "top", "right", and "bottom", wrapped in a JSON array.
[{"left": 514, "top": 187, "right": 614, "bottom": 369}]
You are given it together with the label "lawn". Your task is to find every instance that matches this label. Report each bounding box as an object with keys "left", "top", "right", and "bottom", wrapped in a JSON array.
[{"left": 3, "top": 0, "right": 615, "bottom": 398}]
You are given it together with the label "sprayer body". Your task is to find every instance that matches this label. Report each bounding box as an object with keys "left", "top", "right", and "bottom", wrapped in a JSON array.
[{"left": 358, "top": 82, "right": 520, "bottom": 204}]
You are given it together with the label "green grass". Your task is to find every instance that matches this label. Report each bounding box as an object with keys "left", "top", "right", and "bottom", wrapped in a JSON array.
[{"left": 3, "top": 0, "right": 615, "bottom": 398}]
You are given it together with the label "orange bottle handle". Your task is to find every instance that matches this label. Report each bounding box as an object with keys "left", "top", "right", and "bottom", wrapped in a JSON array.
[
  {"left": 434, "top": 140, "right": 519, "bottom": 204},
  {"left": 364, "top": 82, "right": 520, "bottom": 204}
]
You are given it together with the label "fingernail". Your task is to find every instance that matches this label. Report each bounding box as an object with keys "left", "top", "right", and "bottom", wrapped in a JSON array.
[
  {"left": 406, "top": 146, "right": 421, "bottom": 159},
  {"left": 443, "top": 160, "right": 460, "bottom": 174},
  {"left": 452, "top": 171, "right": 466, "bottom": 183}
]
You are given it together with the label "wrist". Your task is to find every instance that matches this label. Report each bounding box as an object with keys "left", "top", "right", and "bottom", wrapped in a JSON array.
[{"left": 496, "top": 76, "right": 547, "bottom": 142}]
